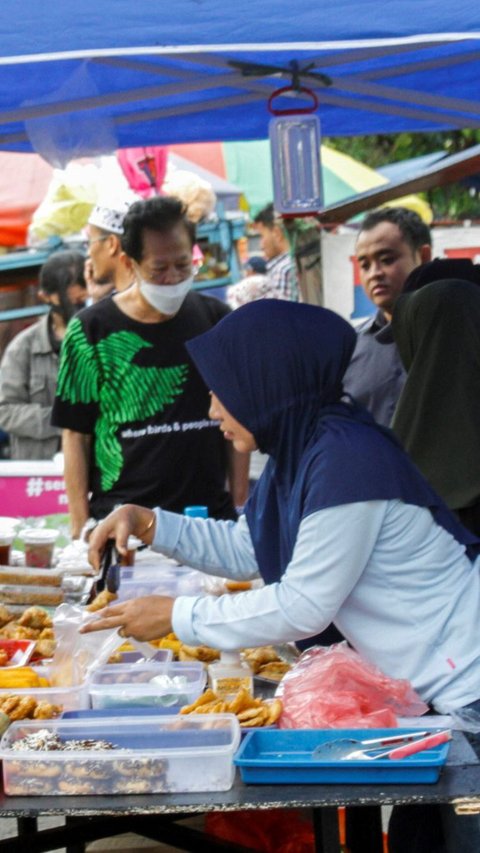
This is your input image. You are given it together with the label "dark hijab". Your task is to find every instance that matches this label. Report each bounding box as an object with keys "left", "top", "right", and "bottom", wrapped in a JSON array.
[
  {"left": 392, "top": 279, "right": 480, "bottom": 511},
  {"left": 186, "top": 300, "right": 480, "bottom": 579}
]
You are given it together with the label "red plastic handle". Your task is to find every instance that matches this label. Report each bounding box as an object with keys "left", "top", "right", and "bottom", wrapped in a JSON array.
[
  {"left": 387, "top": 730, "right": 452, "bottom": 759},
  {"left": 268, "top": 85, "right": 319, "bottom": 116}
]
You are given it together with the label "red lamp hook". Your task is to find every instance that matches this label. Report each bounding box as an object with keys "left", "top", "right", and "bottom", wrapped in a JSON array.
[{"left": 268, "top": 85, "right": 319, "bottom": 116}]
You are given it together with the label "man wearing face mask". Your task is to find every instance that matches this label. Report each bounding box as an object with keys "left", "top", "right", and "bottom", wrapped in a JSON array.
[
  {"left": 0, "top": 250, "right": 87, "bottom": 460},
  {"left": 52, "top": 196, "right": 248, "bottom": 537}
]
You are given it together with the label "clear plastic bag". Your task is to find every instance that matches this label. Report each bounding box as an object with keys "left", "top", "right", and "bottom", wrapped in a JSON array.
[
  {"left": 277, "top": 642, "right": 428, "bottom": 729},
  {"left": 49, "top": 604, "right": 124, "bottom": 687}
]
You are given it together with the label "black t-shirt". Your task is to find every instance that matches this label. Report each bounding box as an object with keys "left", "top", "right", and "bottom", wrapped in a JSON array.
[{"left": 52, "top": 292, "right": 235, "bottom": 520}]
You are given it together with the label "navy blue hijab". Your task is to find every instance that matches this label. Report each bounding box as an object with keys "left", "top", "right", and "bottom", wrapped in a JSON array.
[{"left": 186, "top": 300, "right": 480, "bottom": 583}]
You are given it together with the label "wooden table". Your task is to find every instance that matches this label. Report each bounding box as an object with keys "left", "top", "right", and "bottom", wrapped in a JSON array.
[{"left": 1, "top": 731, "right": 479, "bottom": 853}]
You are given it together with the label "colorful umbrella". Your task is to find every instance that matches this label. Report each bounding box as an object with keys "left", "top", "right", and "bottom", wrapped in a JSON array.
[{"left": 169, "top": 140, "right": 432, "bottom": 223}]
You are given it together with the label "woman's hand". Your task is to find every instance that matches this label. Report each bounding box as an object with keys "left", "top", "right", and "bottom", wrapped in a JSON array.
[
  {"left": 88, "top": 504, "right": 156, "bottom": 572},
  {"left": 80, "top": 595, "right": 174, "bottom": 641}
]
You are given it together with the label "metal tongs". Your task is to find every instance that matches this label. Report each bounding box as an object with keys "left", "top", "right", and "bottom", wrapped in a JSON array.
[
  {"left": 96, "top": 539, "right": 121, "bottom": 594},
  {"left": 313, "top": 729, "right": 452, "bottom": 761},
  {"left": 96, "top": 540, "right": 156, "bottom": 662}
]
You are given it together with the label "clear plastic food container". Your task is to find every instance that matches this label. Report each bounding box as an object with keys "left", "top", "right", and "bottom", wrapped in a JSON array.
[
  {"left": 0, "top": 566, "right": 64, "bottom": 586},
  {"left": 116, "top": 565, "right": 205, "bottom": 601},
  {"left": 19, "top": 528, "right": 59, "bottom": 568},
  {"left": 0, "top": 714, "right": 240, "bottom": 795},
  {"left": 0, "top": 665, "right": 89, "bottom": 713},
  {"left": 0, "top": 584, "right": 64, "bottom": 607},
  {"left": 89, "top": 661, "right": 206, "bottom": 710}
]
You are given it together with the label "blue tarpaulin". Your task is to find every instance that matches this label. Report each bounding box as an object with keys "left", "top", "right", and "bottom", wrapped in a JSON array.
[{"left": 0, "top": 2, "right": 479, "bottom": 164}]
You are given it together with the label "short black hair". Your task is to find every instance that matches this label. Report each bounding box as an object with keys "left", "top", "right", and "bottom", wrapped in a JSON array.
[
  {"left": 39, "top": 250, "right": 86, "bottom": 295},
  {"left": 121, "top": 196, "right": 196, "bottom": 262},
  {"left": 253, "top": 202, "right": 276, "bottom": 228},
  {"left": 359, "top": 207, "right": 432, "bottom": 252},
  {"left": 246, "top": 255, "right": 267, "bottom": 274}
]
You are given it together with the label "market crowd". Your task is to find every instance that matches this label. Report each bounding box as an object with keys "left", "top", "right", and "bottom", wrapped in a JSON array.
[{"left": 2, "top": 196, "right": 480, "bottom": 852}]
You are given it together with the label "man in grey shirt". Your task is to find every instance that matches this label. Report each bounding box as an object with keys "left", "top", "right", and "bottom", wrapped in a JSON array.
[
  {"left": 0, "top": 251, "right": 86, "bottom": 459},
  {"left": 343, "top": 207, "right": 432, "bottom": 426}
]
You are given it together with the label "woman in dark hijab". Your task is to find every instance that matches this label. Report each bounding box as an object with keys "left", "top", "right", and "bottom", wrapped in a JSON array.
[
  {"left": 84, "top": 299, "right": 480, "bottom": 852},
  {"left": 392, "top": 278, "right": 480, "bottom": 534},
  {"left": 84, "top": 298, "right": 479, "bottom": 689}
]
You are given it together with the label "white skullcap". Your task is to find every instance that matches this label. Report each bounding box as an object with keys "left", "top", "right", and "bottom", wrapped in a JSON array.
[{"left": 88, "top": 200, "right": 131, "bottom": 235}]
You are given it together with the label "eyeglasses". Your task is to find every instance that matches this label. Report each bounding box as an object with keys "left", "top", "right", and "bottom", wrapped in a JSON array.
[{"left": 86, "top": 236, "right": 109, "bottom": 248}]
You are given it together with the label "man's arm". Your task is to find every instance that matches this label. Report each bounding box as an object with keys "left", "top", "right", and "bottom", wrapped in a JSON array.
[
  {"left": 62, "top": 429, "right": 92, "bottom": 538},
  {"left": 226, "top": 445, "right": 250, "bottom": 510}
]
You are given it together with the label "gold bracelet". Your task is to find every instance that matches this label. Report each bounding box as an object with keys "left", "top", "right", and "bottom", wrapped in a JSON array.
[{"left": 138, "top": 512, "right": 156, "bottom": 541}]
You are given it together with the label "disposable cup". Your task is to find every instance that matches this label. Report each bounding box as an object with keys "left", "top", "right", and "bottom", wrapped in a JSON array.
[
  {"left": 0, "top": 530, "right": 15, "bottom": 566},
  {"left": 20, "top": 528, "right": 60, "bottom": 568}
]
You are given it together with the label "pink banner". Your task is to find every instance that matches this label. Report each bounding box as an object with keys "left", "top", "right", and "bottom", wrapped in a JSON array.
[{"left": 0, "top": 475, "right": 67, "bottom": 517}]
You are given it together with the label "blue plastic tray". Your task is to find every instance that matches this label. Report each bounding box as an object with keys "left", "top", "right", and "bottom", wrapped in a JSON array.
[{"left": 234, "top": 728, "right": 450, "bottom": 785}]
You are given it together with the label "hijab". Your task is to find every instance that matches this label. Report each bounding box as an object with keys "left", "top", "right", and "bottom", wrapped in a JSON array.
[
  {"left": 186, "top": 300, "right": 480, "bottom": 582},
  {"left": 392, "top": 279, "right": 480, "bottom": 510},
  {"left": 403, "top": 257, "right": 480, "bottom": 294}
]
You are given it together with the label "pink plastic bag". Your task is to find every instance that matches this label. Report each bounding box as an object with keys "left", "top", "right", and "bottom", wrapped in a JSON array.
[{"left": 277, "top": 642, "right": 428, "bottom": 729}]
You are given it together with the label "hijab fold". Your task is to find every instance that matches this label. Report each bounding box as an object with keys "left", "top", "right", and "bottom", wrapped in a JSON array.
[
  {"left": 392, "top": 279, "right": 480, "bottom": 511},
  {"left": 186, "top": 300, "right": 480, "bottom": 585}
]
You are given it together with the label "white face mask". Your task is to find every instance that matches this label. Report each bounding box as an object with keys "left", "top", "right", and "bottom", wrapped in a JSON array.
[{"left": 138, "top": 274, "right": 193, "bottom": 316}]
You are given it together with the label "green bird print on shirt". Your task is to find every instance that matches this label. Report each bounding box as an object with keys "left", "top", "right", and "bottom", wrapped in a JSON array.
[{"left": 56, "top": 318, "right": 189, "bottom": 490}]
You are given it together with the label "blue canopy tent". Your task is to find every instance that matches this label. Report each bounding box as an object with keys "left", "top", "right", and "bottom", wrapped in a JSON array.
[{"left": 0, "top": 2, "right": 479, "bottom": 166}]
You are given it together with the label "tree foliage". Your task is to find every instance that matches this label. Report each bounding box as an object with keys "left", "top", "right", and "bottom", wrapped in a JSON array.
[{"left": 325, "top": 130, "right": 480, "bottom": 220}]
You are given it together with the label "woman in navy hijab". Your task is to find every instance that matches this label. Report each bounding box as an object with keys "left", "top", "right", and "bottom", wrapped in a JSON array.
[
  {"left": 85, "top": 300, "right": 480, "bottom": 851},
  {"left": 85, "top": 300, "right": 480, "bottom": 714}
]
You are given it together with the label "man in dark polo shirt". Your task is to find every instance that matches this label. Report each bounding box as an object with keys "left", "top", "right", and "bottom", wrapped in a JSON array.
[{"left": 343, "top": 207, "right": 432, "bottom": 426}]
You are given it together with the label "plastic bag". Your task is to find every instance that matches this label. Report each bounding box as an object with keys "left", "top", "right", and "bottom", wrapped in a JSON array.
[
  {"left": 49, "top": 604, "right": 124, "bottom": 686},
  {"left": 277, "top": 642, "right": 428, "bottom": 729}
]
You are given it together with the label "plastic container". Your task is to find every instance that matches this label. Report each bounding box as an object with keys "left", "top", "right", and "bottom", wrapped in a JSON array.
[
  {"left": 0, "top": 565, "right": 64, "bottom": 586},
  {"left": 0, "top": 714, "right": 241, "bottom": 795},
  {"left": 208, "top": 650, "right": 253, "bottom": 700},
  {"left": 60, "top": 574, "right": 94, "bottom": 604},
  {"left": 0, "top": 583, "right": 64, "bottom": 607},
  {"left": 0, "top": 665, "right": 89, "bottom": 713},
  {"left": 234, "top": 728, "right": 451, "bottom": 785},
  {"left": 114, "top": 649, "right": 172, "bottom": 665},
  {"left": 116, "top": 565, "right": 204, "bottom": 602},
  {"left": 0, "top": 640, "right": 36, "bottom": 668},
  {"left": 89, "top": 661, "right": 206, "bottom": 710},
  {"left": 19, "top": 529, "right": 59, "bottom": 568}
]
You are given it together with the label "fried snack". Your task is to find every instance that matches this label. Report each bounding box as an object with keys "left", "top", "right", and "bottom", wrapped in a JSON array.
[
  {"left": 179, "top": 688, "right": 217, "bottom": 715},
  {"left": 0, "top": 623, "right": 37, "bottom": 640},
  {"left": 180, "top": 687, "right": 283, "bottom": 727},
  {"left": 0, "top": 694, "right": 62, "bottom": 722},
  {"left": 17, "top": 607, "right": 51, "bottom": 630},
  {"left": 242, "top": 646, "right": 280, "bottom": 673},
  {"left": 87, "top": 589, "right": 118, "bottom": 612},
  {"left": 39, "top": 628, "right": 54, "bottom": 640},
  {"left": 5, "top": 697, "right": 37, "bottom": 721},
  {"left": 178, "top": 644, "right": 220, "bottom": 663},
  {"left": 34, "top": 639, "right": 56, "bottom": 659},
  {"left": 224, "top": 580, "right": 252, "bottom": 592},
  {"left": 0, "top": 649, "right": 9, "bottom": 667},
  {"left": 0, "top": 604, "right": 14, "bottom": 628},
  {"left": 257, "top": 661, "right": 291, "bottom": 681},
  {"left": 266, "top": 698, "right": 283, "bottom": 724},
  {"left": 228, "top": 687, "right": 254, "bottom": 714},
  {"left": 33, "top": 701, "right": 63, "bottom": 720}
]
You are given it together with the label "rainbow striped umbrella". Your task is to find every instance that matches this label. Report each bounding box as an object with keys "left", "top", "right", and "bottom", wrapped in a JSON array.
[{"left": 170, "top": 140, "right": 432, "bottom": 223}]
